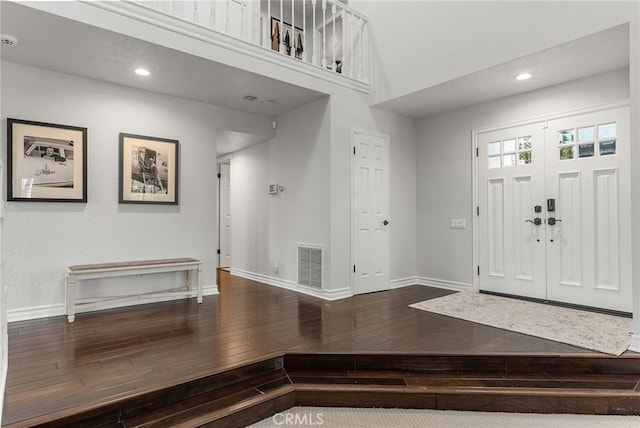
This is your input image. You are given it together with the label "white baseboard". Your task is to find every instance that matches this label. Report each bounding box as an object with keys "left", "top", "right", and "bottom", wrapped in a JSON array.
[
  {"left": 7, "top": 284, "right": 219, "bottom": 323},
  {"left": 417, "top": 276, "right": 472, "bottom": 292},
  {"left": 231, "top": 268, "right": 352, "bottom": 301},
  {"left": 629, "top": 333, "right": 640, "bottom": 353},
  {"left": 390, "top": 276, "right": 418, "bottom": 289}
]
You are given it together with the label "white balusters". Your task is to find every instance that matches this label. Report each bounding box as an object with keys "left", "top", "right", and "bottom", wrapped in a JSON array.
[
  {"left": 129, "top": 0, "right": 369, "bottom": 84},
  {"left": 312, "top": 0, "right": 317, "bottom": 66},
  {"left": 322, "top": 0, "right": 327, "bottom": 68}
]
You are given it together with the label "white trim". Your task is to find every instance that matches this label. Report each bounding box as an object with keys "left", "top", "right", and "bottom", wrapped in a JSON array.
[
  {"left": 629, "top": 334, "right": 640, "bottom": 353},
  {"left": 472, "top": 100, "right": 631, "bottom": 301},
  {"left": 7, "top": 285, "right": 218, "bottom": 323},
  {"left": 417, "top": 277, "right": 472, "bottom": 292},
  {"left": 231, "top": 268, "right": 352, "bottom": 301},
  {"left": 390, "top": 277, "right": 418, "bottom": 289},
  {"left": 86, "top": 1, "right": 370, "bottom": 93}
]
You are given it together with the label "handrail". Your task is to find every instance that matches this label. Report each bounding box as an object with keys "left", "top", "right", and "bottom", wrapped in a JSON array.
[{"left": 129, "top": 0, "right": 369, "bottom": 84}]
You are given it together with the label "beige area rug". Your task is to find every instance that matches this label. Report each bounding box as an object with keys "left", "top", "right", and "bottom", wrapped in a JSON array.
[
  {"left": 249, "top": 407, "right": 640, "bottom": 428},
  {"left": 409, "top": 291, "right": 632, "bottom": 355}
]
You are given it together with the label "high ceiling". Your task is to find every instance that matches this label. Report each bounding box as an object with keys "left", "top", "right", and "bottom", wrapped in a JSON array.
[{"left": 0, "top": 2, "right": 630, "bottom": 152}]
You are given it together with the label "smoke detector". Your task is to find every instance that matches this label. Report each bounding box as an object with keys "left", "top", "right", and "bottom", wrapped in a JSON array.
[{"left": 1, "top": 34, "right": 18, "bottom": 47}]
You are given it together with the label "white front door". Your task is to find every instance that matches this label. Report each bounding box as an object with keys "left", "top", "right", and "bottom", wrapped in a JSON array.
[
  {"left": 352, "top": 130, "right": 391, "bottom": 295},
  {"left": 219, "top": 162, "right": 232, "bottom": 268},
  {"left": 477, "top": 106, "right": 631, "bottom": 312},
  {"left": 544, "top": 107, "right": 631, "bottom": 312},
  {"left": 478, "top": 122, "right": 548, "bottom": 300}
]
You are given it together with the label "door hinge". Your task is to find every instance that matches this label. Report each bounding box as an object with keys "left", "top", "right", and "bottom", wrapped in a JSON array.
[
  {"left": 477, "top": 266, "right": 480, "bottom": 275},
  {"left": 217, "top": 173, "right": 221, "bottom": 178},
  {"left": 217, "top": 249, "right": 221, "bottom": 254},
  {"left": 476, "top": 147, "right": 479, "bottom": 157},
  {"left": 353, "top": 146, "right": 356, "bottom": 155},
  {"left": 353, "top": 265, "right": 356, "bottom": 273},
  {"left": 476, "top": 206, "right": 479, "bottom": 216}
]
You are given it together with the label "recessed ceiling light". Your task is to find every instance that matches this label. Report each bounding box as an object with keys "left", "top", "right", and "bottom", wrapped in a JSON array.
[
  {"left": 135, "top": 68, "right": 151, "bottom": 76},
  {"left": 515, "top": 72, "right": 533, "bottom": 81},
  {"left": 1, "top": 34, "right": 18, "bottom": 47}
]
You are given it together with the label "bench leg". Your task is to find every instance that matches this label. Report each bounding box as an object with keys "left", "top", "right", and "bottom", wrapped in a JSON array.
[{"left": 66, "top": 275, "right": 76, "bottom": 323}]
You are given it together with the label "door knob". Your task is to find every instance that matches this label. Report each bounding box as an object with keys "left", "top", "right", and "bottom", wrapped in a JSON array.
[
  {"left": 525, "top": 218, "right": 542, "bottom": 226},
  {"left": 547, "top": 217, "right": 562, "bottom": 226},
  {"left": 383, "top": 220, "right": 389, "bottom": 226}
]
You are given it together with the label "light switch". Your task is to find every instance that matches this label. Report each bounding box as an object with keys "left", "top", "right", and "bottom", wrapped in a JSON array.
[{"left": 450, "top": 219, "right": 466, "bottom": 229}]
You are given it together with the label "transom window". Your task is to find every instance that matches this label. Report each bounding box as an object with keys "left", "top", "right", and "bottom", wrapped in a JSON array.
[
  {"left": 487, "top": 135, "right": 532, "bottom": 169},
  {"left": 558, "top": 122, "right": 616, "bottom": 161}
]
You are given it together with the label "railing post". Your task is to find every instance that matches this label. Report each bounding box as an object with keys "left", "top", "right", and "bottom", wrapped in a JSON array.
[
  {"left": 312, "top": 0, "right": 317, "bottom": 66},
  {"left": 210, "top": 0, "right": 216, "bottom": 30},
  {"left": 302, "top": 0, "right": 306, "bottom": 62},
  {"left": 331, "top": 3, "right": 336, "bottom": 71},
  {"left": 322, "top": 0, "right": 326, "bottom": 68},
  {"left": 280, "top": 0, "right": 285, "bottom": 54},
  {"left": 340, "top": 9, "right": 345, "bottom": 74},
  {"left": 349, "top": 12, "right": 354, "bottom": 78},
  {"left": 358, "top": 16, "right": 363, "bottom": 81}
]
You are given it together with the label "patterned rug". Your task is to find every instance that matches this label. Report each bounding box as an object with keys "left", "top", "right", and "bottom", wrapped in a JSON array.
[{"left": 409, "top": 291, "right": 632, "bottom": 355}]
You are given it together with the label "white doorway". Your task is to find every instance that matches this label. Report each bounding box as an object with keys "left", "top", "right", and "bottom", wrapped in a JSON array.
[
  {"left": 351, "top": 129, "right": 391, "bottom": 295},
  {"left": 218, "top": 161, "right": 232, "bottom": 269},
  {"left": 476, "top": 105, "right": 631, "bottom": 313}
]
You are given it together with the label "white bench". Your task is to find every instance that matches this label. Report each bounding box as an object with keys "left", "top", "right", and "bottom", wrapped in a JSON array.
[{"left": 65, "top": 258, "right": 202, "bottom": 322}]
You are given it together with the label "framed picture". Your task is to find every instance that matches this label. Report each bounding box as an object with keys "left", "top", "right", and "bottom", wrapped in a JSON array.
[
  {"left": 7, "top": 118, "right": 87, "bottom": 202},
  {"left": 119, "top": 133, "right": 179, "bottom": 205},
  {"left": 271, "top": 17, "right": 304, "bottom": 59}
]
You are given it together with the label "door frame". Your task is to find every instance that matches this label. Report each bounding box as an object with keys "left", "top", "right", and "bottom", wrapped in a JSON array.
[
  {"left": 472, "top": 100, "right": 630, "bottom": 295},
  {"left": 350, "top": 127, "right": 391, "bottom": 295},
  {"left": 216, "top": 154, "right": 231, "bottom": 269}
]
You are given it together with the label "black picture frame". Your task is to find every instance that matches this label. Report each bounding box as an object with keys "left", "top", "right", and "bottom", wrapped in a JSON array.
[
  {"left": 119, "top": 133, "right": 179, "bottom": 205},
  {"left": 7, "top": 118, "right": 87, "bottom": 202}
]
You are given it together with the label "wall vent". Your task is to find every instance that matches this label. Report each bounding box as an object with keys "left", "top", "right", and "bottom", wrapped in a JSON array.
[{"left": 297, "top": 245, "right": 323, "bottom": 290}]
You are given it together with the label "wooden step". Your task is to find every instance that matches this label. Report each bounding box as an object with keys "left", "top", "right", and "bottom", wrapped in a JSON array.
[{"left": 14, "top": 352, "right": 640, "bottom": 427}]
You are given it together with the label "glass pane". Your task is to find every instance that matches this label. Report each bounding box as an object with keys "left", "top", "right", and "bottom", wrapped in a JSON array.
[
  {"left": 599, "top": 140, "right": 616, "bottom": 156},
  {"left": 518, "top": 151, "right": 532, "bottom": 165},
  {"left": 577, "top": 126, "right": 594, "bottom": 142},
  {"left": 598, "top": 123, "right": 616, "bottom": 139},
  {"left": 503, "top": 154, "right": 516, "bottom": 167},
  {"left": 488, "top": 141, "right": 501, "bottom": 156},
  {"left": 503, "top": 139, "right": 516, "bottom": 153},
  {"left": 559, "top": 129, "right": 575, "bottom": 145},
  {"left": 488, "top": 156, "right": 501, "bottom": 169},
  {"left": 578, "top": 143, "right": 594, "bottom": 158},
  {"left": 518, "top": 136, "right": 532, "bottom": 151},
  {"left": 560, "top": 146, "right": 574, "bottom": 160}
]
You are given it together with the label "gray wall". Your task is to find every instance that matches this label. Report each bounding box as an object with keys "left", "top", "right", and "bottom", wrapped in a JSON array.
[
  {"left": 416, "top": 69, "right": 630, "bottom": 287},
  {"left": 1, "top": 61, "right": 274, "bottom": 319}
]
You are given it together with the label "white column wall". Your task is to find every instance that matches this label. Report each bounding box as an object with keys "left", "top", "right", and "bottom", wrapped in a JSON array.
[
  {"left": 416, "top": 68, "right": 630, "bottom": 288},
  {"left": 1, "top": 61, "right": 274, "bottom": 319}
]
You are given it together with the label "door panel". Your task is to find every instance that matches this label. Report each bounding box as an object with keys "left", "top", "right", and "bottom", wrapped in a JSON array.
[
  {"left": 219, "top": 162, "right": 231, "bottom": 268},
  {"left": 545, "top": 107, "right": 630, "bottom": 311},
  {"left": 478, "top": 106, "right": 630, "bottom": 312},
  {"left": 353, "top": 131, "right": 390, "bottom": 295},
  {"left": 478, "top": 123, "right": 547, "bottom": 299}
]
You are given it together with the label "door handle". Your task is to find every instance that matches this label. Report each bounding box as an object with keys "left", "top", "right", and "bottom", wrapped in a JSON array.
[
  {"left": 383, "top": 220, "right": 389, "bottom": 226},
  {"left": 547, "top": 217, "right": 562, "bottom": 226},
  {"left": 525, "top": 218, "right": 542, "bottom": 226}
]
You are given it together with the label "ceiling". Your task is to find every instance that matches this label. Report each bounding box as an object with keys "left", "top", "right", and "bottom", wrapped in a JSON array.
[
  {"left": 373, "top": 24, "right": 629, "bottom": 118},
  {"left": 0, "top": 2, "right": 631, "bottom": 153}
]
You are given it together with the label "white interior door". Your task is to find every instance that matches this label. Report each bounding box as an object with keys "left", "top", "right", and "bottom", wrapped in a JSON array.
[
  {"left": 477, "top": 106, "right": 631, "bottom": 312},
  {"left": 219, "top": 162, "right": 232, "bottom": 268},
  {"left": 352, "top": 131, "right": 390, "bottom": 295}
]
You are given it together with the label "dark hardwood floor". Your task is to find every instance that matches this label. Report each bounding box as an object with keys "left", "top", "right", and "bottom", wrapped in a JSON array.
[{"left": 2, "top": 270, "right": 626, "bottom": 426}]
